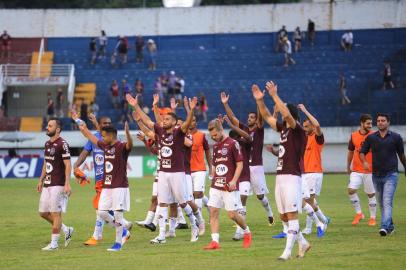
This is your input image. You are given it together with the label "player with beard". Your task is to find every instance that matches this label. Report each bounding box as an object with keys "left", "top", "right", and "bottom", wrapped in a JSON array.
[
  {"left": 127, "top": 94, "right": 200, "bottom": 244},
  {"left": 252, "top": 82, "right": 310, "bottom": 260},
  {"left": 204, "top": 119, "right": 252, "bottom": 250},
  {"left": 221, "top": 92, "right": 274, "bottom": 226},
  {"left": 37, "top": 118, "right": 74, "bottom": 251}
]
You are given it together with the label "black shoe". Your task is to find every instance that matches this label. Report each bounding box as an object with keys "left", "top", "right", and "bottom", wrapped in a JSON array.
[
  {"left": 379, "top": 228, "right": 387, "bottom": 236},
  {"left": 176, "top": 223, "right": 189, "bottom": 230},
  {"left": 144, "top": 223, "right": 156, "bottom": 232},
  {"left": 268, "top": 216, "right": 275, "bottom": 226}
]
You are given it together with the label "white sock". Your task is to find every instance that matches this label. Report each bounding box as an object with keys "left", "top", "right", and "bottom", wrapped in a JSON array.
[
  {"left": 93, "top": 213, "right": 104, "bottom": 240},
  {"left": 51, "top": 233, "right": 60, "bottom": 247},
  {"left": 303, "top": 203, "right": 323, "bottom": 228},
  {"left": 98, "top": 210, "right": 115, "bottom": 228},
  {"left": 283, "top": 220, "right": 299, "bottom": 256},
  {"left": 368, "top": 196, "right": 377, "bottom": 219},
  {"left": 297, "top": 231, "right": 308, "bottom": 246},
  {"left": 183, "top": 204, "right": 197, "bottom": 228},
  {"left": 61, "top": 223, "right": 69, "bottom": 234},
  {"left": 195, "top": 198, "right": 203, "bottom": 210},
  {"left": 169, "top": 217, "right": 177, "bottom": 233},
  {"left": 315, "top": 208, "right": 328, "bottom": 224},
  {"left": 158, "top": 207, "right": 168, "bottom": 239},
  {"left": 260, "top": 196, "right": 273, "bottom": 217},
  {"left": 145, "top": 211, "right": 155, "bottom": 224},
  {"left": 211, "top": 233, "right": 220, "bottom": 243},
  {"left": 114, "top": 211, "right": 124, "bottom": 245},
  {"left": 236, "top": 207, "right": 246, "bottom": 234},
  {"left": 153, "top": 206, "right": 160, "bottom": 226},
  {"left": 306, "top": 215, "right": 313, "bottom": 230},
  {"left": 282, "top": 221, "right": 288, "bottom": 234},
  {"left": 177, "top": 206, "right": 186, "bottom": 224},
  {"left": 349, "top": 193, "right": 362, "bottom": 214},
  {"left": 193, "top": 209, "right": 204, "bottom": 225}
]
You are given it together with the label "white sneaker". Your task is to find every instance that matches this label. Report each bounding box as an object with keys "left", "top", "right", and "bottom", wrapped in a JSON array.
[
  {"left": 198, "top": 221, "right": 206, "bottom": 236},
  {"left": 232, "top": 232, "right": 244, "bottom": 241},
  {"left": 150, "top": 236, "right": 166, "bottom": 244},
  {"left": 42, "top": 243, "right": 58, "bottom": 251},
  {"left": 190, "top": 226, "right": 199, "bottom": 242},
  {"left": 136, "top": 220, "right": 146, "bottom": 227},
  {"left": 297, "top": 242, "right": 311, "bottom": 258},
  {"left": 277, "top": 252, "right": 292, "bottom": 261},
  {"left": 166, "top": 231, "right": 176, "bottom": 238},
  {"left": 301, "top": 228, "right": 312, "bottom": 235},
  {"left": 64, "top": 227, "right": 74, "bottom": 247}
]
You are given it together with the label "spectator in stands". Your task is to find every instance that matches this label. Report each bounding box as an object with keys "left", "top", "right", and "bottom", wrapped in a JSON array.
[
  {"left": 283, "top": 37, "right": 296, "bottom": 67},
  {"left": 117, "top": 36, "right": 128, "bottom": 64},
  {"left": 147, "top": 39, "right": 157, "bottom": 70},
  {"left": 80, "top": 98, "right": 89, "bottom": 125},
  {"left": 178, "top": 75, "right": 185, "bottom": 100},
  {"left": 160, "top": 73, "right": 169, "bottom": 106},
  {"left": 341, "top": 30, "right": 353, "bottom": 52},
  {"left": 154, "top": 77, "right": 165, "bottom": 107},
  {"left": 121, "top": 79, "right": 132, "bottom": 103},
  {"left": 110, "top": 79, "right": 120, "bottom": 108},
  {"left": 293, "top": 26, "right": 302, "bottom": 52},
  {"left": 276, "top": 25, "right": 288, "bottom": 52},
  {"left": 97, "top": 30, "right": 108, "bottom": 60},
  {"left": 1, "top": 30, "right": 11, "bottom": 59},
  {"left": 134, "top": 78, "right": 144, "bottom": 108},
  {"left": 89, "top": 38, "right": 97, "bottom": 65},
  {"left": 90, "top": 101, "right": 99, "bottom": 118},
  {"left": 382, "top": 61, "right": 395, "bottom": 90},
  {"left": 199, "top": 93, "right": 208, "bottom": 122},
  {"left": 55, "top": 88, "right": 64, "bottom": 117},
  {"left": 339, "top": 72, "right": 351, "bottom": 105},
  {"left": 119, "top": 101, "right": 133, "bottom": 124},
  {"left": 135, "top": 35, "right": 145, "bottom": 63},
  {"left": 46, "top": 92, "right": 55, "bottom": 121},
  {"left": 167, "top": 70, "right": 178, "bottom": 100},
  {"left": 307, "top": 19, "right": 315, "bottom": 46}
]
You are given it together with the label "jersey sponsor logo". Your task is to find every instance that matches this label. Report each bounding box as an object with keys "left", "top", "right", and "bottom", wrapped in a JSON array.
[
  {"left": 0, "top": 158, "right": 42, "bottom": 178},
  {"left": 107, "top": 147, "right": 115, "bottom": 154},
  {"left": 215, "top": 164, "right": 228, "bottom": 176},
  {"left": 221, "top": 148, "right": 228, "bottom": 156},
  {"left": 276, "top": 159, "right": 283, "bottom": 171},
  {"left": 214, "top": 177, "right": 226, "bottom": 187},
  {"left": 161, "top": 139, "right": 174, "bottom": 146},
  {"left": 96, "top": 167, "right": 104, "bottom": 176},
  {"left": 162, "top": 159, "right": 172, "bottom": 168},
  {"left": 280, "top": 130, "right": 289, "bottom": 143},
  {"left": 278, "top": 145, "right": 286, "bottom": 158},
  {"left": 62, "top": 142, "right": 69, "bottom": 153},
  {"left": 105, "top": 174, "right": 112, "bottom": 185},
  {"left": 105, "top": 161, "right": 113, "bottom": 173},
  {"left": 215, "top": 157, "right": 228, "bottom": 163},
  {"left": 161, "top": 146, "right": 173, "bottom": 158},
  {"left": 94, "top": 154, "right": 104, "bottom": 165},
  {"left": 45, "top": 162, "right": 53, "bottom": 173},
  {"left": 44, "top": 175, "right": 51, "bottom": 185}
]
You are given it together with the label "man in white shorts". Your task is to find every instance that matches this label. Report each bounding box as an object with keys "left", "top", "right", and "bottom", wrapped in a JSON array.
[
  {"left": 347, "top": 114, "right": 376, "bottom": 226},
  {"left": 37, "top": 118, "right": 74, "bottom": 251}
]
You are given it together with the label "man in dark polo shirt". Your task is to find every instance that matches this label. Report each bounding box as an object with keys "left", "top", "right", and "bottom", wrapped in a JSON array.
[{"left": 360, "top": 113, "right": 406, "bottom": 236}]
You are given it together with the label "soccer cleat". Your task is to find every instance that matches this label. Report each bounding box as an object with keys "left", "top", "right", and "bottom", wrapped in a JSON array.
[
  {"left": 301, "top": 228, "right": 312, "bottom": 235},
  {"left": 144, "top": 223, "right": 157, "bottom": 232},
  {"left": 232, "top": 232, "right": 243, "bottom": 241},
  {"left": 191, "top": 226, "right": 199, "bottom": 242},
  {"left": 277, "top": 253, "right": 292, "bottom": 261},
  {"left": 136, "top": 220, "right": 146, "bottom": 227},
  {"left": 242, "top": 232, "right": 252, "bottom": 248},
  {"left": 84, "top": 236, "right": 99, "bottom": 246},
  {"left": 150, "top": 236, "right": 166, "bottom": 244},
  {"left": 107, "top": 242, "right": 122, "bottom": 251},
  {"left": 122, "top": 229, "right": 131, "bottom": 245},
  {"left": 352, "top": 213, "right": 364, "bottom": 225},
  {"left": 203, "top": 241, "right": 220, "bottom": 250},
  {"left": 368, "top": 218, "right": 376, "bottom": 226},
  {"left": 176, "top": 223, "right": 189, "bottom": 230},
  {"left": 166, "top": 231, "right": 176, "bottom": 238},
  {"left": 64, "top": 227, "right": 74, "bottom": 247},
  {"left": 379, "top": 229, "right": 388, "bottom": 237},
  {"left": 41, "top": 243, "right": 58, "bottom": 251},
  {"left": 316, "top": 226, "right": 325, "bottom": 238},
  {"left": 198, "top": 221, "right": 206, "bottom": 236},
  {"left": 272, "top": 232, "right": 287, "bottom": 239},
  {"left": 297, "top": 242, "right": 311, "bottom": 258},
  {"left": 268, "top": 216, "right": 275, "bottom": 227}
]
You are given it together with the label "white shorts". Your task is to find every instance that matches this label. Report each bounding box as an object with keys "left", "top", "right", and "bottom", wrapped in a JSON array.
[
  {"left": 301, "top": 177, "right": 310, "bottom": 199},
  {"left": 98, "top": 187, "right": 130, "bottom": 212},
  {"left": 249, "top": 165, "right": 269, "bottom": 195},
  {"left": 157, "top": 171, "right": 188, "bottom": 204},
  {"left": 191, "top": 171, "right": 206, "bottom": 192},
  {"left": 275, "top": 175, "right": 302, "bottom": 214},
  {"left": 39, "top": 186, "right": 68, "bottom": 213},
  {"left": 185, "top": 174, "right": 194, "bottom": 202},
  {"left": 207, "top": 188, "right": 242, "bottom": 211},
  {"left": 302, "top": 173, "right": 323, "bottom": 196},
  {"left": 348, "top": 172, "right": 375, "bottom": 194},
  {"left": 152, "top": 181, "right": 158, "bottom": 197},
  {"left": 239, "top": 181, "right": 253, "bottom": 196}
]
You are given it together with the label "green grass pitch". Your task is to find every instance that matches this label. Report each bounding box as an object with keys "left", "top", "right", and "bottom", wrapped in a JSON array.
[{"left": 0, "top": 174, "right": 405, "bottom": 270}]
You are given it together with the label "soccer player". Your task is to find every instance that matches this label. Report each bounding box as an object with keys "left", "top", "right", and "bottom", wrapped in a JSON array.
[
  {"left": 221, "top": 92, "right": 274, "bottom": 226},
  {"left": 252, "top": 82, "right": 310, "bottom": 260},
  {"left": 73, "top": 112, "right": 133, "bottom": 251},
  {"left": 73, "top": 115, "right": 132, "bottom": 245},
  {"left": 126, "top": 94, "right": 200, "bottom": 244},
  {"left": 37, "top": 118, "right": 74, "bottom": 251},
  {"left": 347, "top": 114, "right": 377, "bottom": 226},
  {"left": 297, "top": 104, "right": 329, "bottom": 235},
  {"left": 204, "top": 119, "right": 252, "bottom": 250}
]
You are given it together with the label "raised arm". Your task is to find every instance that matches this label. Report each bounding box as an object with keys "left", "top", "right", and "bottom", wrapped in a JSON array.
[
  {"left": 251, "top": 84, "right": 278, "bottom": 130},
  {"left": 170, "top": 97, "right": 178, "bottom": 113},
  {"left": 132, "top": 111, "right": 155, "bottom": 139},
  {"left": 72, "top": 110, "right": 99, "bottom": 145},
  {"left": 181, "top": 97, "right": 197, "bottom": 133},
  {"left": 265, "top": 81, "right": 296, "bottom": 129},
  {"left": 221, "top": 92, "right": 239, "bottom": 126},
  {"left": 126, "top": 94, "right": 155, "bottom": 129},
  {"left": 124, "top": 121, "right": 133, "bottom": 151},
  {"left": 223, "top": 115, "right": 252, "bottom": 143},
  {"left": 257, "top": 105, "right": 264, "bottom": 128},
  {"left": 152, "top": 94, "right": 162, "bottom": 124},
  {"left": 183, "top": 96, "right": 190, "bottom": 114},
  {"left": 88, "top": 113, "right": 99, "bottom": 130},
  {"left": 298, "top": 104, "right": 322, "bottom": 135}
]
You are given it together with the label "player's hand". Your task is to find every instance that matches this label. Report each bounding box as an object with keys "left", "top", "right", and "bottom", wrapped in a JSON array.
[
  {"left": 297, "top": 104, "right": 307, "bottom": 112},
  {"left": 362, "top": 161, "right": 370, "bottom": 171},
  {"left": 152, "top": 94, "right": 159, "bottom": 107},
  {"left": 64, "top": 184, "right": 71, "bottom": 196},
  {"left": 170, "top": 97, "right": 178, "bottom": 111},
  {"left": 220, "top": 92, "right": 229, "bottom": 104},
  {"left": 251, "top": 84, "right": 265, "bottom": 100},
  {"left": 223, "top": 115, "right": 233, "bottom": 127},
  {"left": 126, "top": 93, "right": 137, "bottom": 107},
  {"left": 227, "top": 180, "right": 237, "bottom": 191},
  {"left": 183, "top": 96, "right": 189, "bottom": 108},
  {"left": 347, "top": 165, "right": 351, "bottom": 174},
  {"left": 88, "top": 113, "right": 96, "bottom": 123},
  {"left": 217, "top": 114, "right": 225, "bottom": 124},
  {"left": 37, "top": 181, "right": 43, "bottom": 193},
  {"left": 265, "top": 81, "right": 278, "bottom": 97},
  {"left": 189, "top": 97, "right": 198, "bottom": 110},
  {"left": 137, "top": 132, "right": 145, "bottom": 142},
  {"left": 71, "top": 109, "right": 79, "bottom": 120}
]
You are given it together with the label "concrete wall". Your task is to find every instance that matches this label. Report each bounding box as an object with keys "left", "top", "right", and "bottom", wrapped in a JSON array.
[{"left": 1, "top": 0, "right": 405, "bottom": 37}]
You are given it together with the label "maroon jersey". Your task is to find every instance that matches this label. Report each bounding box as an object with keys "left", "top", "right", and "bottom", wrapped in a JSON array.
[
  {"left": 236, "top": 137, "right": 251, "bottom": 182},
  {"left": 276, "top": 122, "right": 307, "bottom": 176},
  {"left": 239, "top": 123, "right": 264, "bottom": 166},
  {"left": 211, "top": 137, "right": 243, "bottom": 191},
  {"left": 97, "top": 140, "right": 130, "bottom": 188},
  {"left": 43, "top": 137, "right": 71, "bottom": 187},
  {"left": 184, "top": 134, "right": 193, "bottom": 175},
  {"left": 154, "top": 124, "right": 186, "bottom": 173}
]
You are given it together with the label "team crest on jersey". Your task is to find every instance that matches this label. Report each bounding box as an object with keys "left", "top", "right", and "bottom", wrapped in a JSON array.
[
  {"left": 167, "top": 135, "right": 173, "bottom": 141},
  {"left": 95, "top": 154, "right": 104, "bottom": 165},
  {"left": 50, "top": 148, "right": 55, "bottom": 155},
  {"left": 45, "top": 162, "right": 53, "bottom": 173},
  {"left": 109, "top": 147, "right": 115, "bottom": 154},
  {"left": 221, "top": 148, "right": 228, "bottom": 155}
]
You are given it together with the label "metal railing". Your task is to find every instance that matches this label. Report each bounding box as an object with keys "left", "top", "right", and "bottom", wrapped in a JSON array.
[{"left": 0, "top": 64, "right": 73, "bottom": 77}]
